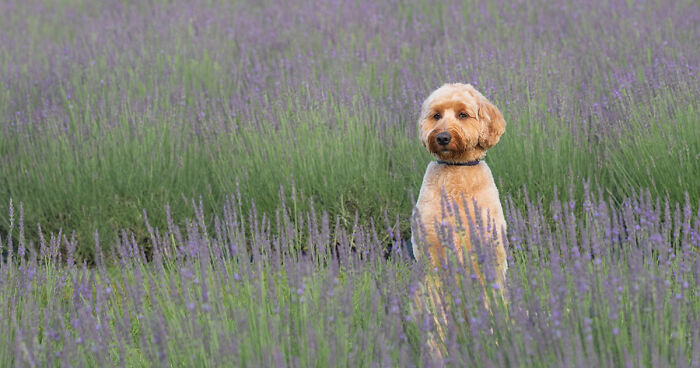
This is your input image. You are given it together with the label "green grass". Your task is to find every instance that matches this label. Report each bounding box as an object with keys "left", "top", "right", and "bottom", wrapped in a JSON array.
[{"left": 2, "top": 84, "right": 698, "bottom": 258}]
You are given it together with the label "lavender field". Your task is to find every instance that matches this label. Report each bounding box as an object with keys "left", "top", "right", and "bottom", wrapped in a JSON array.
[{"left": 1, "top": 0, "right": 698, "bottom": 366}]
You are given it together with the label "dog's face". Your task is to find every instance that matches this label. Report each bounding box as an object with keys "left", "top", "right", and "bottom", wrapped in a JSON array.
[{"left": 418, "top": 83, "right": 506, "bottom": 162}]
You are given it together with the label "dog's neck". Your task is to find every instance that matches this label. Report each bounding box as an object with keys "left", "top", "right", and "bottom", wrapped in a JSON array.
[
  {"left": 432, "top": 146, "right": 487, "bottom": 165},
  {"left": 436, "top": 159, "right": 480, "bottom": 166}
]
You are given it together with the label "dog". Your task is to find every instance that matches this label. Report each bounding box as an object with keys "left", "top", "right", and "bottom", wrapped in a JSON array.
[
  {"left": 411, "top": 82, "right": 508, "bottom": 282},
  {"left": 410, "top": 83, "right": 508, "bottom": 357}
]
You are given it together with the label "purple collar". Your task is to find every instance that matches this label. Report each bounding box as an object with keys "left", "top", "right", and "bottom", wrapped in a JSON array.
[{"left": 436, "top": 159, "right": 480, "bottom": 166}]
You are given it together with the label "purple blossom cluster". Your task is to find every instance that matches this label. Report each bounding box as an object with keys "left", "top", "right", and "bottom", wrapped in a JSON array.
[
  {"left": 1, "top": 0, "right": 697, "bottom": 138},
  {"left": 1, "top": 182, "right": 696, "bottom": 366}
]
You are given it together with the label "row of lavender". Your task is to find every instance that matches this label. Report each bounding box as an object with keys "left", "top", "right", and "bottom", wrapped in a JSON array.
[
  {"left": 2, "top": 0, "right": 697, "bottom": 131},
  {"left": 1, "top": 0, "right": 698, "bottom": 251},
  {"left": 1, "top": 184, "right": 696, "bottom": 366}
]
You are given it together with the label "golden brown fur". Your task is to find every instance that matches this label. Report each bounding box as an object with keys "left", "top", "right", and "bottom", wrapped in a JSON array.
[
  {"left": 411, "top": 83, "right": 508, "bottom": 358},
  {"left": 412, "top": 82, "right": 507, "bottom": 283}
]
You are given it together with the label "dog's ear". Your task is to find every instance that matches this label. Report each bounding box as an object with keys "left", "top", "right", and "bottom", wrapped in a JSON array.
[
  {"left": 418, "top": 100, "right": 432, "bottom": 148},
  {"left": 477, "top": 95, "right": 506, "bottom": 149}
]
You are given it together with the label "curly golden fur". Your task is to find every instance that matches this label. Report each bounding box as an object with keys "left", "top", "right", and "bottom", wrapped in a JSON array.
[
  {"left": 411, "top": 83, "right": 508, "bottom": 357},
  {"left": 413, "top": 83, "right": 507, "bottom": 282}
]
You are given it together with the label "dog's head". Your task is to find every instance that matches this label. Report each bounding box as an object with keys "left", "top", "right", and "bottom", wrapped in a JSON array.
[{"left": 418, "top": 83, "right": 505, "bottom": 162}]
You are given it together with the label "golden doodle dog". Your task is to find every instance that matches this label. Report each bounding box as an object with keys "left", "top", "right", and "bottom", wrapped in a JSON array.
[
  {"left": 410, "top": 83, "right": 508, "bottom": 357},
  {"left": 411, "top": 82, "right": 508, "bottom": 283},
  {"left": 411, "top": 85, "right": 508, "bottom": 301}
]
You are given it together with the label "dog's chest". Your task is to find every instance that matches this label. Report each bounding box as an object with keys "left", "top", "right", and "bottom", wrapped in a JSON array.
[
  {"left": 416, "top": 162, "right": 502, "bottom": 226},
  {"left": 422, "top": 164, "right": 491, "bottom": 202}
]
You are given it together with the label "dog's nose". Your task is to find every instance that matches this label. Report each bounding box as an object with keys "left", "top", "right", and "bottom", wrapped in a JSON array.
[{"left": 436, "top": 132, "right": 451, "bottom": 146}]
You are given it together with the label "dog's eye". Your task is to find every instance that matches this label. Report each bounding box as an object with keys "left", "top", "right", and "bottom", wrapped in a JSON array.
[
  {"left": 458, "top": 112, "right": 469, "bottom": 119},
  {"left": 433, "top": 113, "right": 442, "bottom": 120}
]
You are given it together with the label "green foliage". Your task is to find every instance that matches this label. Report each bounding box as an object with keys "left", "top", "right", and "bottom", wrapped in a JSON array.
[{"left": 1, "top": 0, "right": 698, "bottom": 258}]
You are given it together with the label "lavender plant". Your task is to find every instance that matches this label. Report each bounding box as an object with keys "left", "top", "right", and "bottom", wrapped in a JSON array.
[
  {"left": 1, "top": 183, "right": 696, "bottom": 366},
  {"left": 1, "top": 0, "right": 698, "bottom": 255}
]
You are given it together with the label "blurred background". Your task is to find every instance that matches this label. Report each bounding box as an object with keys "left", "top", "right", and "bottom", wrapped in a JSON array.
[{"left": 1, "top": 0, "right": 698, "bottom": 257}]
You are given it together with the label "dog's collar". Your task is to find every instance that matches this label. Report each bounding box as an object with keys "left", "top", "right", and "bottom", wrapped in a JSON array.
[{"left": 436, "top": 159, "right": 480, "bottom": 166}]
